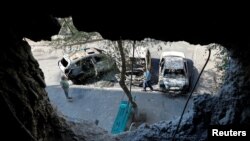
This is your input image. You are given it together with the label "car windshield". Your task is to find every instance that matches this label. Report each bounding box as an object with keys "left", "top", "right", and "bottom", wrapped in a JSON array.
[{"left": 163, "top": 69, "right": 185, "bottom": 78}]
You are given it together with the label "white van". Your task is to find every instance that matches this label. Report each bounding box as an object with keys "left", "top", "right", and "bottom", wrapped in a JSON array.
[{"left": 58, "top": 47, "right": 115, "bottom": 84}]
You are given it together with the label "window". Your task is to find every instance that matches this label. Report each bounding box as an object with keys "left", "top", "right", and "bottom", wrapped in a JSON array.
[
  {"left": 94, "top": 56, "right": 103, "bottom": 62},
  {"left": 184, "top": 61, "right": 188, "bottom": 75},
  {"left": 75, "top": 60, "right": 81, "bottom": 66},
  {"left": 164, "top": 69, "right": 184, "bottom": 77},
  {"left": 164, "top": 69, "right": 171, "bottom": 75},
  {"left": 77, "top": 58, "right": 93, "bottom": 71},
  {"left": 60, "top": 58, "right": 68, "bottom": 67},
  {"left": 176, "top": 69, "right": 184, "bottom": 75}
]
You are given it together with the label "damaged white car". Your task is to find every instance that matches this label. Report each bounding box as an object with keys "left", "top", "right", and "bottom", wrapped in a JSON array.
[
  {"left": 158, "top": 51, "right": 192, "bottom": 94},
  {"left": 58, "top": 47, "right": 115, "bottom": 84}
]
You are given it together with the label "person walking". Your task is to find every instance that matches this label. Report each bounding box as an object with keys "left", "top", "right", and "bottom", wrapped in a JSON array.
[
  {"left": 142, "top": 67, "right": 154, "bottom": 91},
  {"left": 60, "top": 75, "right": 72, "bottom": 99}
]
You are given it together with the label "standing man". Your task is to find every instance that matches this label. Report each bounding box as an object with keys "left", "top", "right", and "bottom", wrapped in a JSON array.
[
  {"left": 142, "top": 67, "right": 154, "bottom": 91},
  {"left": 60, "top": 75, "right": 72, "bottom": 99}
]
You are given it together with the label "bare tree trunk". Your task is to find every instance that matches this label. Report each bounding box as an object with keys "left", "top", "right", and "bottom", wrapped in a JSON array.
[{"left": 117, "top": 40, "right": 137, "bottom": 108}]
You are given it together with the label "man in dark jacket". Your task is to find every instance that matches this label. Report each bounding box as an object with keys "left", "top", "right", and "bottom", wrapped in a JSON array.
[{"left": 142, "top": 67, "right": 153, "bottom": 91}]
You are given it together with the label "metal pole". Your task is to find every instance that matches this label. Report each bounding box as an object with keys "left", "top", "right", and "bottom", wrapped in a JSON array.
[{"left": 129, "top": 41, "right": 135, "bottom": 93}]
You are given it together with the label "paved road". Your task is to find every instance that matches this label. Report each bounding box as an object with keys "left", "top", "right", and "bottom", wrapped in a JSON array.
[{"left": 46, "top": 86, "right": 193, "bottom": 133}]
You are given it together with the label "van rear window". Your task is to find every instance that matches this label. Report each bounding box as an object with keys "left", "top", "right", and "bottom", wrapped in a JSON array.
[{"left": 61, "top": 58, "right": 68, "bottom": 67}]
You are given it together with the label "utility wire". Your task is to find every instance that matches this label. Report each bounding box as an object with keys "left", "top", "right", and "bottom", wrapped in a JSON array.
[{"left": 172, "top": 48, "right": 211, "bottom": 141}]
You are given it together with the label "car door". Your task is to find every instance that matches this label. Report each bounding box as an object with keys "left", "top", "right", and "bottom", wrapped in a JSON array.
[
  {"left": 93, "top": 54, "right": 111, "bottom": 73},
  {"left": 68, "top": 61, "right": 82, "bottom": 78},
  {"left": 82, "top": 56, "right": 95, "bottom": 77}
]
